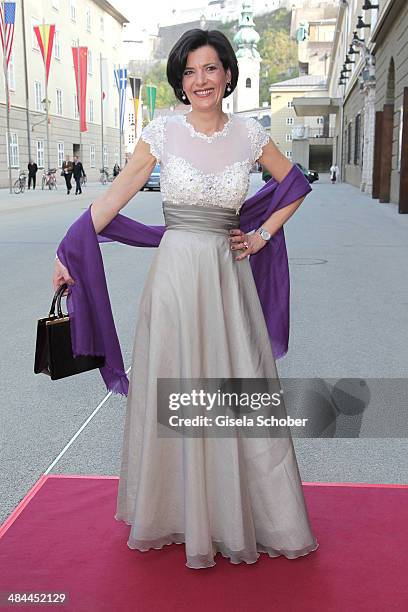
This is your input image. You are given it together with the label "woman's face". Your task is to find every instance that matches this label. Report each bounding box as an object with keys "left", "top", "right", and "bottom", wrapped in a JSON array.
[{"left": 181, "top": 45, "right": 231, "bottom": 111}]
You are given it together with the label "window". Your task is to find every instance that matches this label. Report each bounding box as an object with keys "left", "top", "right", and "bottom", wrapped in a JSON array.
[
  {"left": 100, "top": 16, "right": 104, "bottom": 40},
  {"left": 128, "top": 112, "right": 134, "bottom": 124},
  {"left": 54, "top": 31, "right": 60, "bottom": 59},
  {"left": 70, "top": 0, "right": 76, "bottom": 22},
  {"left": 56, "top": 88, "right": 63, "bottom": 115},
  {"left": 36, "top": 140, "right": 44, "bottom": 168},
  {"left": 87, "top": 50, "right": 93, "bottom": 75},
  {"left": 397, "top": 105, "right": 404, "bottom": 172},
  {"left": 57, "top": 142, "right": 64, "bottom": 168},
  {"left": 285, "top": 133, "right": 292, "bottom": 142},
  {"left": 71, "top": 40, "right": 77, "bottom": 69},
  {"left": 354, "top": 113, "right": 361, "bottom": 165},
  {"left": 8, "top": 51, "right": 15, "bottom": 91},
  {"left": 90, "top": 144, "right": 96, "bottom": 167},
  {"left": 317, "top": 117, "right": 324, "bottom": 124},
  {"left": 32, "top": 18, "right": 40, "bottom": 51},
  {"left": 103, "top": 144, "right": 108, "bottom": 167},
  {"left": 128, "top": 132, "right": 135, "bottom": 145},
  {"left": 114, "top": 146, "right": 119, "bottom": 163},
  {"left": 86, "top": 7, "right": 91, "bottom": 32},
  {"left": 286, "top": 117, "right": 294, "bottom": 125},
  {"left": 88, "top": 98, "right": 94, "bottom": 122},
  {"left": 287, "top": 101, "right": 294, "bottom": 108},
  {"left": 34, "top": 81, "right": 42, "bottom": 111},
  {"left": 6, "top": 132, "right": 19, "bottom": 168},
  {"left": 285, "top": 151, "right": 292, "bottom": 158},
  {"left": 73, "top": 94, "right": 79, "bottom": 119},
  {"left": 246, "top": 77, "right": 251, "bottom": 88}
]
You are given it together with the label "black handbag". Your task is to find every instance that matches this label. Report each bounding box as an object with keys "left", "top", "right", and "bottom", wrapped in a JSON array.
[{"left": 34, "top": 283, "right": 105, "bottom": 380}]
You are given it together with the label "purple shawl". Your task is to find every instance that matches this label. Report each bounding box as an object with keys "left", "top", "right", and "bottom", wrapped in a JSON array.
[{"left": 57, "top": 164, "right": 312, "bottom": 395}]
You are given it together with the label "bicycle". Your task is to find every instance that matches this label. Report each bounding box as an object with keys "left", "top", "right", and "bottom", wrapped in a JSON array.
[
  {"left": 99, "top": 167, "right": 113, "bottom": 185},
  {"left": 13, "top": 171, "right": 27, "bottom": 194},
  {"left": 42, "top": 168, "right": 58, "bottom": 190}
]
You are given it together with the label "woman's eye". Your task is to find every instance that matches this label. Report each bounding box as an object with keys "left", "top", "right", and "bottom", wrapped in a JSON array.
[
  {"left": 207, "top": 66, "right": 216, "bottom": 71},
  {"left": 184, "top": 70, "right": 193, "bottom": 76}
]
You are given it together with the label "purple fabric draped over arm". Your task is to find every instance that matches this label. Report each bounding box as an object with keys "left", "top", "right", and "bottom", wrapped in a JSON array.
[
  {"left": 56, "top": 163, "right": 311, "bottom": 396},
  {"left": 239, "top": 163, "right": 312, "bottom": 360}
]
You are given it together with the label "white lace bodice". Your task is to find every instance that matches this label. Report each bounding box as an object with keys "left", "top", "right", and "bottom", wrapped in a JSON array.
[{"left": 140, "top": 112, "right": 270, "bottom": 214}]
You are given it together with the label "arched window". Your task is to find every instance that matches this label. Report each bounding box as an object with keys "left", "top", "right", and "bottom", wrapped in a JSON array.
[{"left": 246, "top": 77, "right": 251, "bottom": 88}]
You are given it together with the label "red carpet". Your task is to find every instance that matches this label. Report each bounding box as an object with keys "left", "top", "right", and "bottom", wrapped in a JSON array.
[{"left": 1, "top": 475, "right": 408, "bottom": 611}]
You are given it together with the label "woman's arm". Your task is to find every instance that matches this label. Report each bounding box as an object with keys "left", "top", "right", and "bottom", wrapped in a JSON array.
[
  {"left": 53, "top": 138, "right": 157, "bottom": 291},
  {"left": 90, "top": 138, "right": 157, "bottom": 234},
  {"left": 257, "top": 140, "right": 305, "bottom": 235},
  {"left": 231, "top": 139, "right": 307, "bottom": 261}
]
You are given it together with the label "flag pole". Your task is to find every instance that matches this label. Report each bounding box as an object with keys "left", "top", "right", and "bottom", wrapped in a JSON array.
[
  {"left": 43, "top": 18, "right": 51, "bottom": 171},
  {"left": 100, "top": 52, "right": 104, "bottom": 171},
  {"left": 119, "top": 65, "right": 122, "bottom": 167},
  {"left": 20, "top": 0, "right": 32, "bottom": 162},
  {"left": 77, "top": 38, "right": 81, "bottom": 160},
  {"left": 2, "top": 1, "right": 13, "bottom": 193}
]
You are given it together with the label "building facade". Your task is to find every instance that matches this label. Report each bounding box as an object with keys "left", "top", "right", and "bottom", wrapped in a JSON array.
[
  {"left": 293, "top": 0, "right": 408, "bottom": 212},
  {"left": 268, "top": 2, "right": 337, "bottom": 168},
  {"left": 1, "top": 0, "right": 128, "bottom": 187}
]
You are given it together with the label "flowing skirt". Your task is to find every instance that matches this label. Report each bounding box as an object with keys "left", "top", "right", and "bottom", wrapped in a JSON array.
[{"left": 114, "top": 202, "right": 319, "bottom": 569}]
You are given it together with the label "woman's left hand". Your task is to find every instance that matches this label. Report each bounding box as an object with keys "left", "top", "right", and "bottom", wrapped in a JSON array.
[{"left": 229, "top": 229, "right": 269, "bottom": 261}]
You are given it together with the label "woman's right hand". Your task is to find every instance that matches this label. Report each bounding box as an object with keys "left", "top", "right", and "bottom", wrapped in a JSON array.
[{"left": 53, "top": 258, "right": 75, "bottom": 295}]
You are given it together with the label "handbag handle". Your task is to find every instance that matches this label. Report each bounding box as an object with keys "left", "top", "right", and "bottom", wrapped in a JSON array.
[{"left": 48, "top": 283, "right": 68, "bottom": 318}]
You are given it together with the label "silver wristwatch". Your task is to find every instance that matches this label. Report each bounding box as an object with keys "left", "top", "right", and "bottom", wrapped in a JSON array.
[{"left": 257, "top": 226, "right": 271, "bottom": 241}]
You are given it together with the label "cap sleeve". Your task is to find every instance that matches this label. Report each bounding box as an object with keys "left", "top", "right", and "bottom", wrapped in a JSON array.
[
  {"left": 140, "top": 116, "right": 166, "bottom": 163},
  {"left": 247, "top": 118, "right": 271, "bottom": 164}
]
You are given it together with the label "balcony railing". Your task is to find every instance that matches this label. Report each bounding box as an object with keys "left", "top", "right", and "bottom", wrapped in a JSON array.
[{"left": 292, "top": 126, "right": 335, "bottom": 139}]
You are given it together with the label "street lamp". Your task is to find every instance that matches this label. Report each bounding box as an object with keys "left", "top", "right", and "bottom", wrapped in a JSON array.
[{"left": 41, "top": 97, "right": 51, "bottom": 170}]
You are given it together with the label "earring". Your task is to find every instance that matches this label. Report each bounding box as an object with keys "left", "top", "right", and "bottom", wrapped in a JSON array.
[
  {"left": 181, "top": 91, "right": 187, "bottom": 100},
  {"left": 226, "top": 82, "right": 232, "bottom": 93}
]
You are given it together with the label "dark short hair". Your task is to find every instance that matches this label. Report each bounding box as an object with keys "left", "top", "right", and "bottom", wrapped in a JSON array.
[{"left": 167, "top": 29, "right": 239, "bottom": 105}]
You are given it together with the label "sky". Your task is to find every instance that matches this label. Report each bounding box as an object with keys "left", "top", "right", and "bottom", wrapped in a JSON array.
[{"left": 114, "top": 0, "right": 204, "bottom": 33}]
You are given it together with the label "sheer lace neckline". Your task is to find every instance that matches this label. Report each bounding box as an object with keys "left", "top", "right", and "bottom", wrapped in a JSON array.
[{"left": 180, "top": 112, "right": 233, "bottom": 142}]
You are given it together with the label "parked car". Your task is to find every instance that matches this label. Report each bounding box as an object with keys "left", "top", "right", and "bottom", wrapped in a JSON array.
[
  {"left": 295, "top": 162, "right": 319, "bottom": 183},
  {"left": 262, "top": 163, "right": 319, "bottom": 184},
  {"left": 142, "top": 164, "right": 161, "bottom": 191}
]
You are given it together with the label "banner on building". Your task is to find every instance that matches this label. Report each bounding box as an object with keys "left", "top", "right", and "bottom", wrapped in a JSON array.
[
  {"left": 33, "top": 24, "right": 55, "bottom": 83},
  {"left": 0, "top": 1, "right": 16, "bottom": 66},
  {"left": 146, "top": 85, "right": 157, "bottom": 121},
  {"left": 128, "top": 76, "right": 142, "bottom": 130},
  {"left": 114, "top": 66, "right": 128, "bottom": 134},
  {"left": 72, "top": 46, "right": 88, "bottom": 132}
]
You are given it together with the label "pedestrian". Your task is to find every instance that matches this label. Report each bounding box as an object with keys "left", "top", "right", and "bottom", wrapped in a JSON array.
[
  {"left": 53, "top": 29, "right": 318, "bottom": 569},
  {"left": 62, "top": 156, "right": 74, "bottom": 195},
  {"left": 27, "top": 159, "right": 38, "bottom": 190},
  {"left": 330, "top": 163, "right": 339, "bottom": 183},
  {"left": 113, "top": 163, "right": 120, "bottom": 178},
  {"left": 72, "top": 156, "right": 86, "bottom": 195}
]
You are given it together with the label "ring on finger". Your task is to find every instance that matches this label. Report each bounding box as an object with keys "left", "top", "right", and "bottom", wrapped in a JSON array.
[{"left": 243, "top": 241, "right": 249, "bottom": 249}]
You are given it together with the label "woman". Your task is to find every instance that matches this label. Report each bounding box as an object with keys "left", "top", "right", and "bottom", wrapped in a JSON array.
[
  {"left": 62, "top": 156, "right": 74, "bottom": 195},
  {"left": 53, "top": 29, "right": 318, "bottom": 569}
]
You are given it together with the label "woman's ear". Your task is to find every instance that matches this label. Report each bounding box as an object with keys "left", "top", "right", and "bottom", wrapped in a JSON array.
[{"left": 226, "top": 68, "right": 232, "bottom": 83}]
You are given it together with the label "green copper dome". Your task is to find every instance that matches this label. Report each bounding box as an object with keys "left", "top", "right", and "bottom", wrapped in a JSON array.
[{"left": 233, "top": 1, "right": 261, "bottom": 60}]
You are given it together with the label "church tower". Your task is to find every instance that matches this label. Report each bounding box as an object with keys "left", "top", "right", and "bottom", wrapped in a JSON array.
[{"left": 229, "top": 1, "right": 261, "bottom": 113}]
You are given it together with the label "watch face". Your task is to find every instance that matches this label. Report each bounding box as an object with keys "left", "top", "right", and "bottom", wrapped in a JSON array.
[{"left": 260, "top": 228, "right": 271, "bottom": 240}]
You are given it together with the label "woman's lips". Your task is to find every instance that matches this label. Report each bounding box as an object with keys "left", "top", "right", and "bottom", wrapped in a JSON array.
[{"left": 194, "top": 89, "right": 214, "bottom": 97}]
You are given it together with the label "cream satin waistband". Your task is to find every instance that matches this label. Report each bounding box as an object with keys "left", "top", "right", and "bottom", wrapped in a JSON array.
[{"left": 162, "top": 202, "right": 240, "bottom": 235}]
